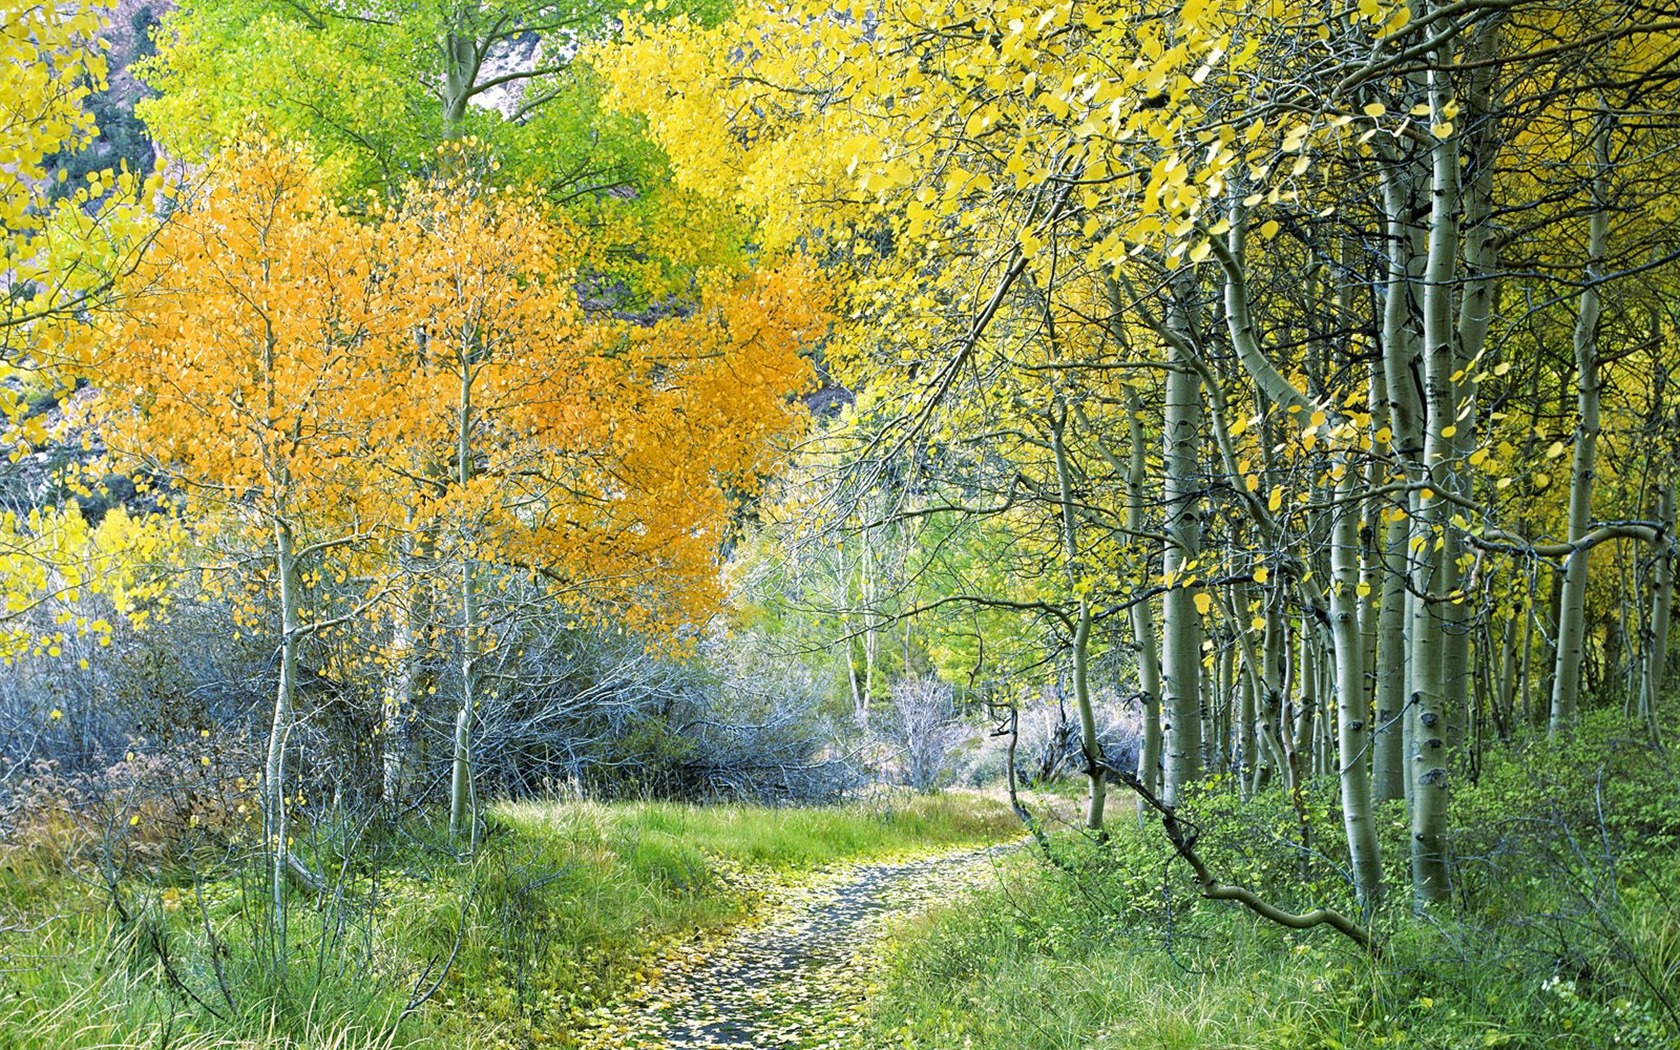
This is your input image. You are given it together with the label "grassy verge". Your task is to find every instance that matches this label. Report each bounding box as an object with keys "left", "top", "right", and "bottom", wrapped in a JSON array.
[
  {"left": 857, "top": 719, "right": 1680, "bottom": 1049},
  {"left": 0, "top": 790, "right": 1018, "bottom": 1049}
]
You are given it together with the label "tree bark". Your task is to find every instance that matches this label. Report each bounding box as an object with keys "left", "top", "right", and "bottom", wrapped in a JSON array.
[
  {"left": 1125, "top": 388, "right": 1164, "bottom": 801},
  {"left": 265, "top": 519, "right": 300, "bottom": 971},
  {"left": 1642, "top": 480, "right": 1674, "bottom": 746},
  {"left": 1407, "top": 53, "right": 1461, "bottom": 908},
  {"left": 1549, "top": 108, "right": 1611, "bottom": 736},
  {"left": 1051, "top": 400, "right": 1106, "bottom": 830},
  {"left": 1332, "top": 463, "right": 1383, "bottom": 910},
  {"left": 1160, "top": 339, "right": 1204, "bottom": 806},
  {"left": 449, "top": 362, "right": 479, "bottom": 845}
]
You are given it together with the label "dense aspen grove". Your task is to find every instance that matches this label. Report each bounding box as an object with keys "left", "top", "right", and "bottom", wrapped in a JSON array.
[{"left": 3, "top": 0, "right": 1679, "bottom": 1047}]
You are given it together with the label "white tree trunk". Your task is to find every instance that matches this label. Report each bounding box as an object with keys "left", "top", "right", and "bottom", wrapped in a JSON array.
[
  {"left": 1332, "top": 462, "right": 1383, "bottom": 910},
  {"left": 1407, "top": 55, "right": 1461, "bottom": 908},
  {"left": 1549, "top": 110, "right": 1611, "bottom": 736},
  {"left": 1160, "top": 340, "right": 1204, "bottom": 807},
  {"left": 265, "top": 519, "right": 301, "bottom": 970}
]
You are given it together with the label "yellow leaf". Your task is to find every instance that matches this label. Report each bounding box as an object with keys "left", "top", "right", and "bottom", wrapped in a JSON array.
[{"left": 1194, "top": 592, "right": 1213, "bottom": 616}]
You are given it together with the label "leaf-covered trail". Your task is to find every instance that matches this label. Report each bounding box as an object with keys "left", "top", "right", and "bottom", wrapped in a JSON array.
[{"left": 576, "top": 844, "right": 1011, "bottom": 1049}]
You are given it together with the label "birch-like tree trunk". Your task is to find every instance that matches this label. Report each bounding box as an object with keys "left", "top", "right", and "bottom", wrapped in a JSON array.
[
  {"left": 1125, "top": 389, "right": 1164, "bottom": 799},
  {"left": 1332, "top": 462, "right": 1383, "bottom": 910},
  {"left": 1160, "top": 339, "right": 1204, "bottom": 806},
  {"left": 1407, "top": 53, "right": 1461, "bottom": 908},
  {"left": 1051, "top": 400, "right": 1106, "bottom": 829},
  {"left": 449, "top": 364, "right": 480, "bottom": 844},
  {"left": 1549, "top": 109, "right": 1611, "bottom": 735},
  {"left": 1642, "top": 479, "right": 1674, "bottom": 746},
  {"left": 265, "top": 518, "right": 300, "bottom": 971},
  {"left": 382, "top": 591, "right": 418, "bottom": 806}
]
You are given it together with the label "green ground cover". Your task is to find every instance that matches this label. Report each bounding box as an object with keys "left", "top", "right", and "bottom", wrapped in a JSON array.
[{"left": 0, "top": 791, "right": 1017, "bottom": 1049}]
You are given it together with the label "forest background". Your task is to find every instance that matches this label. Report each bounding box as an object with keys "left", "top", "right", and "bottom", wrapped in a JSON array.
[{"left": 3, "top": 0, "right": 1679, "bottom": 1046}]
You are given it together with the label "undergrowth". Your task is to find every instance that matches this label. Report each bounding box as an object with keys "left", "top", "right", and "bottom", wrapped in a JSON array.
[
  {"left": 857, "top": 712, "right": 1680, "bottom": 1049},
  {"left": 0, "top": 790, "right": 1016, "bottom": 1049}
]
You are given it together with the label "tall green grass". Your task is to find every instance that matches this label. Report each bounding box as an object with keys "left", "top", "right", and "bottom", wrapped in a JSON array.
[
  {"left": 0, "top": 790, "right": 1017, "bottom": 1049},
  {"left": 855, "top": 720, "right": 1680, "bottom": 1050}
]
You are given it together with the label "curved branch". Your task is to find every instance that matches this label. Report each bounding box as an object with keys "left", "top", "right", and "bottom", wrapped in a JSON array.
[{"left": 1111, "top": 765, "right": 1379, "bottom": 954}]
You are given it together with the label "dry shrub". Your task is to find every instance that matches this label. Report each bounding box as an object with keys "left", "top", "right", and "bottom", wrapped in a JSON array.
[{"left": 1, "top": 732, "right": 256, "bottom": 874}]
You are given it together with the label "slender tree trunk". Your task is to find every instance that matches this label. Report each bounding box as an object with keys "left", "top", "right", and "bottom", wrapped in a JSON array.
[
  {"left": 1497, "top": 612, "right": 1520, "bottom": 740},
  {"left": 449, "top": 365, "right": 479, "bottom": 844},
  {"left": 1550, "top": 109, "right": 1611, "bottom": 736},
  {"left": 383, "top": 523, "right": 424, "bottom": 807},
  {"left": 1444, "top": 30, "right": 1498, "bottom": 760},
  {"left": 1051, "top": 400, "right": 1105, "bottom": 829},
  {"left": 450, "top": 558, "right": 479, "bottom": 842},
  {"left": 1643, "top": 480, "right": 1675, "bottom": 746},
  {"left": 442, "top": 30, "right": 477, "bottom": 136},
  {"left": 1373, "top": 513, "right": 1409, "bottom": 799},
  {"left": 1379, "top": 141, "right": 1427, "bottom": 812},
  {"left": 1408, "top": 54, "right": 1461, "bottom": 908},
  {"left": 845, "top": 624, "right": 866, "bottom": 723},
  {"left": 1161, "top": 343, "right": 1204, "bottom": 806},
  {"left": 1238, "top": 657, "right": 1257, "bottom": 788},
  {"left": 863, "top": 540, "right": 879, "bottom": 718},
  {"left": 1124, "top": 389, "right": 1165, "bottom": 801},
  {"left": 1294, "top": 621, "right": 1317, "bottom": 776},
  {"left": 265, "top": 519, "right": 301, "bottom": 972},
  {"left": 382, "top": 595, "right": 417, "bottom": 806},
  {"left": 1252, "top": 597, "right": 1287, "bottom": 795},
  {"left": 1332, "top": 463, "right": 1383, "bottom": 910},
  {"left": 1213, "top": 642, "right": 1233, "bottom": 773}
]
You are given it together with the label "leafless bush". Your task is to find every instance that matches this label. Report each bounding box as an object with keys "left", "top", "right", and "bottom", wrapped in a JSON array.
[
  {"left": 952, "top": 684, "right": 1144, "bottom": 789},
  {"left": 877, "top": 676, "right": 971, "bottom": 791},
  {"left": 463, "top": 617, "right": 857, "bottom": 804},
  {"left": 0, "top": 731, "right": 253, "bottom": 874}
]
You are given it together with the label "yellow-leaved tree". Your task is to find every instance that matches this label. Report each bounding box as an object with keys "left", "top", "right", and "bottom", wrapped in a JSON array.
[
  {"left": 2, "top": 0, "right": 177, "bottom": 694},
  {"left": 371, "top": 172, "right": 835, "bottom": 839},
  {"left": 97, "top": 140, "right": 404, "bottom": 969}
]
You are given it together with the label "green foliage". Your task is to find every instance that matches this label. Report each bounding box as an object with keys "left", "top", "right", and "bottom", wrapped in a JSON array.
[
  {"left": 860, "top": 743, "right": 1680, "bottom": 1050},
  {"left": 132, "top": 0, "right": 748, "bottom": 304}
]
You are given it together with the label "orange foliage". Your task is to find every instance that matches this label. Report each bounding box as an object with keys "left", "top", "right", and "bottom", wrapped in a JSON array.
[
  {"left": 98, "top": 140, "right": 401, "bottom": 551},
  {"left": 99, "top": 141, "right": 835, "bottom": 635}
]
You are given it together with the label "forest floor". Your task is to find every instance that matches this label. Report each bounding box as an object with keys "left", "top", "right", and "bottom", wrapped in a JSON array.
[
  {"left": 574, "top": 842, "right": 1015, "bottom": 1050},
  {"left": 0, "top": 790, "right": 1027, "bottom": 1050}
]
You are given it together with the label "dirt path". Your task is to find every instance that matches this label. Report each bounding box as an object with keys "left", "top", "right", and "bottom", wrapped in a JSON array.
[{"left": 576, "top": 844, "right": 1011, "bottom": 1050}]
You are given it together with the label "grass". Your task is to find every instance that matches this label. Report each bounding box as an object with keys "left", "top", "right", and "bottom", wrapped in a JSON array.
[
  {"left": 0, "top": 790, "right": 1018, "bottom": 1049},
  {"left": 861, "top": 868, "right": 1679, "bottom": 1049},
  {"left": 493, "top": 791, "right": 1014, "bottom": 868},
  {"left": 853, "top": 717, "right": 1680, "bottom": 1050},
  {"left": 424, "top": 791, "right": 1019, "bottom": 1044}
]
